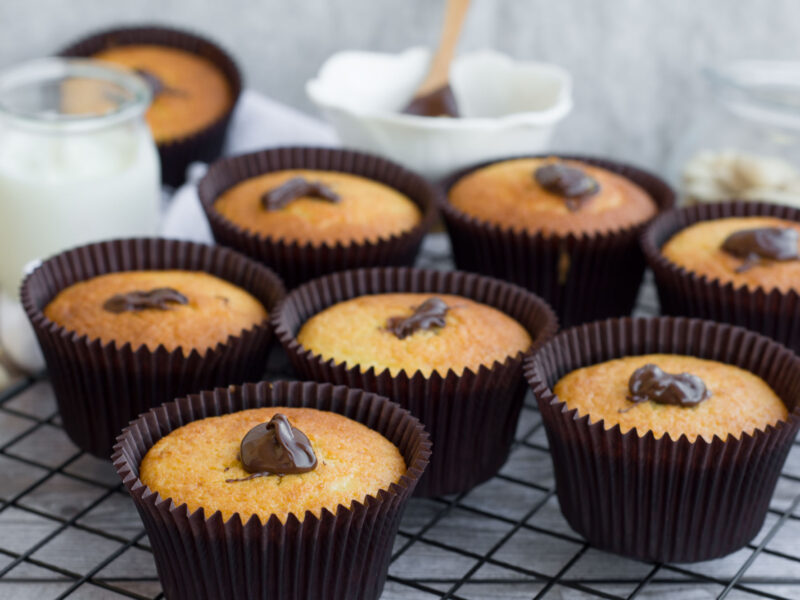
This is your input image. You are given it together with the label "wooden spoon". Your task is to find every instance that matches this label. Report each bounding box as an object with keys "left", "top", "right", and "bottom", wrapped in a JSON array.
[{"left": 403, "top": 0, "right": 471, "bottom": 117}]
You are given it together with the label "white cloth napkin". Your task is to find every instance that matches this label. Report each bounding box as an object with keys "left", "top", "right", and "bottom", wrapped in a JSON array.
[{"left": 1, "top": 91, "right": 338, "bottom": 373}]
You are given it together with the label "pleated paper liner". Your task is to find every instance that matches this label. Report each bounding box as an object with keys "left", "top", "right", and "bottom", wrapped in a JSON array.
[
  {"left": 60, "top": 25, "right": 243, "bottom": 187},
  {"left": 272, "top": 266, "right": 558, "bottom": 497},
  {"left": 20, "top": 238, "right": 285, "bottom": 459},
  {"left": 198, "top": 147, "right": 439, "bottom": 289},
  {"left": 524, "top": 316, "right": 800, "bottom": 563},
  {"left": 112, "top": 380, "right": 430, "bottom": 600},
  {"left": 439, "top": 155, "right": 676, "bottom": 328},
  {"left": 642, "top": 200, "right": 800, "bottom": 354}
]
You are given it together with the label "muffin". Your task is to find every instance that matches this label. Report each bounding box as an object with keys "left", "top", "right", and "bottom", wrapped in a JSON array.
[
  {"left": 525, "top": 317, "right": 800, "bottom": 563},
  {"left": 141, "top": 407, "right": 406, "bottom": 523},
  {"left": 200, "top": 148, "right": 436, "bottom": 288},
  {"left": 296, "top": 293, "right": 532, "bottom": 377},
  {"left": 213, "top": 169, "right": 422, "bottom": 247},
  {"left": 642, "top": 201, "right": 800, "bottom": 354},
  {"left": 61, "top": 26, "right": 242, "bottom": 186},
  {"left": 44, "top": 270, "right": 267, "bottom": 352},
  {"left": 21, "top": 239, "right": 284, "bottom": 458},
  {"left": 113, "top": 381, "right": 430, "bottom": 600},
  {"left": 93, "top": 44, "right": 233, "bottom": 144},
  {"left": 273, "top": 267, "right": 557, "bottom": 497},
  {"left": 441, "top": 155, "right": 674, "bottom": 327}
]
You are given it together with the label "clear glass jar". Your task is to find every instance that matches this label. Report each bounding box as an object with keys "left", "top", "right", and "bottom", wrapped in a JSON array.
[
  {"left": 667, "top": 61, "right": 800, "bottom": 207},
  {"left": 0, "top": 57, "right": 161, "bottom": 295}
]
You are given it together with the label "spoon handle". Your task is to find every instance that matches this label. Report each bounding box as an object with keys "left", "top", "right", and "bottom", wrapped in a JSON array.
[{"left": 414, "top": 0, "right": 471, "bottom": 98}]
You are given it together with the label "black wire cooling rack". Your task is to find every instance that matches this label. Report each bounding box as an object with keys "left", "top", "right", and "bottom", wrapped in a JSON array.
[{"left": 1, "top": 235, "right": 799, "bottom": 599}]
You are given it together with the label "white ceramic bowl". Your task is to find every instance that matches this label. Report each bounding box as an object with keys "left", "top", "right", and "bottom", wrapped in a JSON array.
[{"left": 306, "top": 47, "right": 573, "bottom": 180}]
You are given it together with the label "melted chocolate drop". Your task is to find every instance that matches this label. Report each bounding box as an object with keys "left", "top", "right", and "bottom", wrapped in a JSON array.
[
  {"left": 103, "top": 288, "right": 188, "bottom": 314},
  {"left": 622, "top": 363, "right": 711, "bottom": 412},
  {"left": 403, "top": 85, "right": 459, "bottom": 117},
  {"left": 229, "top": 414, "right": 317, "bottom": 480},
  {"left": 261, "top": 177, "right": 341, "bottom": 211},
  {"left": 386, "top": 297, "right": 449, "bottom": 339},
  {"left": 721, "top": 227, "right": 799, "bottom": 273},
  {"left": 534, "top": 163, "right": 600, "bottom": 211}
]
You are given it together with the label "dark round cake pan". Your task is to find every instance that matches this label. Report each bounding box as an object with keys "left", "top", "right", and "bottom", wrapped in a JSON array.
[
  {"left": 198, "top": 146, "right": 439, "bottom": 288},
  {"left": 525, "top": 316, "right": 800, "bottom": 563},
  {"left": 272, "top": 266, "right": 558, "bottom": 497},
  {"left": 439, "top": 154, "right": 675, "bottom": 327},
  {"left": 113, "top": 380, "right": 431, "bottom": 600},
  {"left": 641, "top": 199, "right": 800, "bottom": 353},
  {"left": 21, "top": 237, "right": 284, "bottom": 458},
  {"left": 60, "top": 24, "right": 243, "bottom": 187}
]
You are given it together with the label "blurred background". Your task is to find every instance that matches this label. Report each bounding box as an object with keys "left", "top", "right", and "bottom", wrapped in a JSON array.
[{"left": 2, "top": 0, "right": 798, "bottom": 170}]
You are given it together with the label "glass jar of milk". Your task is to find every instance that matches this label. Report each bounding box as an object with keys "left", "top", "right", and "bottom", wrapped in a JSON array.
[{"left": 0, "top": 57, "right": 160, "bottom": 296}]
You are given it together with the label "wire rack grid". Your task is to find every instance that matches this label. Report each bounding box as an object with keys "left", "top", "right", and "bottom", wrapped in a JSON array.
[{"left": 0, "top": 234, "right": 799, "bottom": 599}]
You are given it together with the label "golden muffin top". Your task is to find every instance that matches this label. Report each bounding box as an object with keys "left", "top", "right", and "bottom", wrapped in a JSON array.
[
  {"left": 554, "top": 354, "right": 788, "bottom": 442},
  {"left": 214, "top": 170, "right": 422, "bottom": 247},
  {"left": 44, "top": 270, "right": 267, "bottom": 352},
  {"left": 661, "top": 216, "right": 800, "bottom": 293},
  {"left": 448, "top": 158, "right": 657, "bottom": 236},
  {"left": 140, "top": 406, "right": 406, "bottom": 523},
  {"left": 94, "top": 44, "right": 233, "bottom": 142},
  {"left": 296, "top": 293, "right": 532, "bottom": 377}
]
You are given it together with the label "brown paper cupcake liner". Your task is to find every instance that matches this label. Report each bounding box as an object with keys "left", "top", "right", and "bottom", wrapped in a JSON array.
[
  {"left": 60, "top": 25, "right": 243, "bottom": 187},
  {"left": 20, "top": 238, "right": 285, "bottom": 458},
  {"left": 641, "top": 200, "right": 800, "bottom": 353},
  {"left": 439, "top": 155, "right": 676, "bottom": 328},
  {"left": 112, "top": 380, "right": 430, "bottom": 600},
  {"left": 524, "top": 316, "right": 800, "bottom": 563},
  {"left": 272, "top": 267, "right": 558, "bottom": 497},
  {"left": 198, "top": 147, "right": 439, "bottom": 289}
]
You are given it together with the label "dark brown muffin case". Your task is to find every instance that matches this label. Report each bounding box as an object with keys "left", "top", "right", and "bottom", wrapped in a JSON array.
[
  {"left": 112, "top": 380, "right": 431, "bottom": 600},
  {"left": 642, "top": 200, "right": 800, "bottom": 353},
  {"left": 524, "top": 316, "right": 800, "bottom": 563},
  {"left": 198, "top": 147, "right": 438, "bottom": 288},
  {"left": 272, "top": 267, "right": 558, "bottom": 497},
  {"left": 60, "top": 25, "right": 243, "bottom": 187},
  {"left": 20, "top": 238, "right": 285, "bottom": 458},
  {"left": 440, "top": 155, "right": 675, "bottom": 328}
]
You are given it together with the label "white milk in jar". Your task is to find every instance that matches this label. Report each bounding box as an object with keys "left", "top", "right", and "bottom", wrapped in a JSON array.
[
  {"left": 0, "top": 58, "right": 160, "bottom": 295},
  {"left": 0, "top": 58, "right": 160, "bottom": 372}
]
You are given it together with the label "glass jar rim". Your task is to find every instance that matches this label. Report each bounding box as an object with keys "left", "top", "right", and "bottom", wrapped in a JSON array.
[
  {"left": 0, "top": 57, "right": 151, "bottom": 133},
  {"left": 706, "top": 60, "right": 800, "bottom": 130}
]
